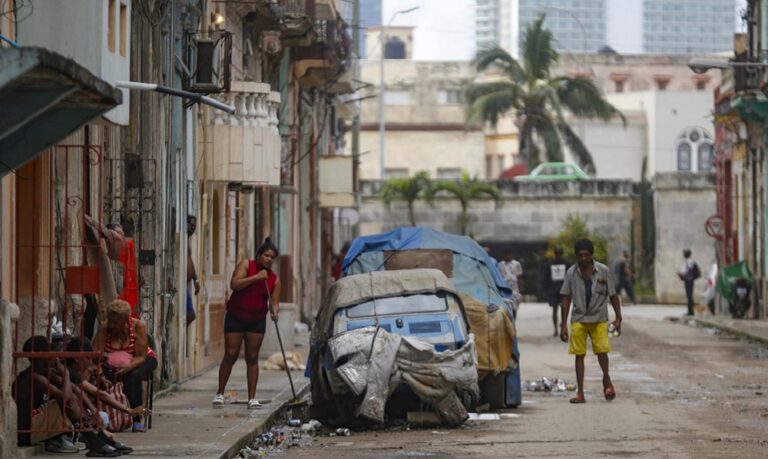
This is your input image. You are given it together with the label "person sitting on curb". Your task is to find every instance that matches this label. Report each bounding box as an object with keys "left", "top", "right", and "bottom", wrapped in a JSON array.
[
  {"left": 13, "top": 336, "right": 124, "bottom": 457},
  {"left": 559, "top": 238, "right": 623, "bottom": 404}
]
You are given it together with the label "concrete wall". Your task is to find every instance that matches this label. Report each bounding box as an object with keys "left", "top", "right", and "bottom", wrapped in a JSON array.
[
  {"left": 358, "top": 179, "right": 637, "bottom": 263},
  {"left": 15, "top": 0, "right": 130, "bottom": 125},
  {"left": 360, "top": 175, "right": 716, "bottom": 303},
  {"left": 653, "top": 172, "right": 717, "bottom": 303}
]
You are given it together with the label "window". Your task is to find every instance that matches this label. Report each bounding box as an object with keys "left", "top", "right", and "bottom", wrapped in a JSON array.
[
  {"left": 437, "top": 89, "right": 464, "bottom": 105},
  {"left": 108, "top": 0, "right": 116, "bottom": 53},
  {"left": 497, "top": 155, "right": 504, "bottom": 176},
  {"left": 677, "top": 143, "right": 691, "bottom": 171},
  {"left": 698, "top": 143, "right": 714, "bottom": 171},
  {"left": 485, "top": 155, "right": 493, "bottom": 179},
  {"left": 119, "top": 2, "right": 127, "bottom": 57},
  {"left": 212, "top": 188, "right": 221, "bottom": 274},
  {"left": 657, "top": 79, "right": 669, "bottom": 91},
  {"left": 384, "top": 89, "right": 410, "bottom": 105},
  {"left": 696, "top": 80, "right": 706, "bottom": 91},
  {"left": 437, "top": 168, "right": 462, "bottom": 179},
  {"left": 384, "top": 168, "right": 409, "bottom": 178},
  {"left": 615, "top": 80, "right": 624, "bottom": 93}
]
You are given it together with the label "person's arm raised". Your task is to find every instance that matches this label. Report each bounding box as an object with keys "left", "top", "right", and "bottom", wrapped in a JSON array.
[{"left": 230, "top": 260, "right": 268, "bottom": 292}]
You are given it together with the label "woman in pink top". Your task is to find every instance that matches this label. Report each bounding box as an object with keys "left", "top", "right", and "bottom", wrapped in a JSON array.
[
  {"left": 94, "top": 299, "right": 157, "bottom": 432},
  {"left": 213, "top": 238, "right": 281, "bottom": 409}
]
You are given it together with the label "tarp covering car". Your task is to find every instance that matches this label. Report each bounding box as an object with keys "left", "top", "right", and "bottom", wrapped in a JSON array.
[
  {"left": 326, "top": 327, "right": 479, "bottom": 426},
  {"left": 341, "top": 227, "right": 521, "bottom": 407}
]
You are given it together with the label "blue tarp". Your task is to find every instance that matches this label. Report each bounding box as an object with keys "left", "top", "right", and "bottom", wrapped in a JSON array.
[{"left": 343, "top": 227, "right": 512, "bottom": 297}]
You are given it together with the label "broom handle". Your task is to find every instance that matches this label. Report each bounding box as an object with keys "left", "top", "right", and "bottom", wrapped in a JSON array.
[{"left": 266, "top": 279, "right": 297, "bottom": 400}]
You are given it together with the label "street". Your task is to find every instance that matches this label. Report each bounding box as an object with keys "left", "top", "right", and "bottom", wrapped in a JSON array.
[{"left": 275, "top": 303, "right": 768, "bottom": 458}]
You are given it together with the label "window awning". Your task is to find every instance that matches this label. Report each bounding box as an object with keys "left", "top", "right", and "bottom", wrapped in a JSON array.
[{"left": 0, "top": 47, "right": 122, "bottom": 178}]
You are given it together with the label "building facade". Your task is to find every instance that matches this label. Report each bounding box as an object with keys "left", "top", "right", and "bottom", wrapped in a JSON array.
[
  {"left": 360, "top": 0, "right": 382, "bottom": 57},
  {"left": 0, "top": 1, "right": 357, "bottom": 453},
  {"left": 476, "top": 0, "right": 736, "bottom": 57}
]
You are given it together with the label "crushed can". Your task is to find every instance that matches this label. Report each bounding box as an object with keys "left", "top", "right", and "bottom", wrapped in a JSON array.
[
  {"left": 335, "top": 428, "right": 351, "bottom": 436},
  {"left": 287, "top": 419, "right": 301, "bottom": 427}
]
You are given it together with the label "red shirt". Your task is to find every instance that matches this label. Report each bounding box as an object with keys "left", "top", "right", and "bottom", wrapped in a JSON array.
[{"left": 226, "top": 260, "right": 277, "bottom": 322}]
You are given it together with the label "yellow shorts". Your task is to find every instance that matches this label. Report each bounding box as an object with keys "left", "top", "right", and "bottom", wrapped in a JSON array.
[{"left": 569, "top": 322, "right": 611, "bottom": 355}]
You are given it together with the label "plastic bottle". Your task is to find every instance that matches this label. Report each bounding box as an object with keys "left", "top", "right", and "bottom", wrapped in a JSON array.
[{"left": 608, "top": 323, "right": 620, "bottom": 337}]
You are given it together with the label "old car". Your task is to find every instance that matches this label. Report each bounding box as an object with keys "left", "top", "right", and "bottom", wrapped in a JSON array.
[
  {"left": 341, "top": 227, "right": 521, "bottom": 409},
  {"left": 309, "top": 268, "right": 479, "bottom": 426},
  {"left": 514, "top": 162, "right": 588, "bottom": 181}
]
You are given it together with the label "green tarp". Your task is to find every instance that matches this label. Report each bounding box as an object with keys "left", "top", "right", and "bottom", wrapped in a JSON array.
[{"left": 716, "top": 261, "right": 753, "bottom": 303}]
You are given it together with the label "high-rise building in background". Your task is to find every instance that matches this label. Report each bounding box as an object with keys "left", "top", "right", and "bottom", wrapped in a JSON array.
[
  {"left": 475, "top": 0, "right": 736, "bottom": 57},
  {"left": 360, "top": 0, "right": 382, "bottom": 57}
]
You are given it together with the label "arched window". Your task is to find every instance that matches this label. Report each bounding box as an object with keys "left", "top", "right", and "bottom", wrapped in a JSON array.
[
  {"left": 676, "top": 126, "right": 715, "bottom": 172},
  {"left": 677, "top": 143, "right": 691, "bottom": 171}
]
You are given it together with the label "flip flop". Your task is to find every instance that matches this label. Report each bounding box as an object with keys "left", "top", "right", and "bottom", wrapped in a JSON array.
[
  {"left": 569, "top": 394, "right": 586, "bottom": 404},
  {"left": 604, "top": 383, "right": 616, "bottom": 401},
  {"left": 132, "top": 422, "right": 146, "bottom": 432}
]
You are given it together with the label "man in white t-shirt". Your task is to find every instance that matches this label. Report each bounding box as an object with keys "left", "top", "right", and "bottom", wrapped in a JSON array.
[{"left": 498, "top": 249, "right": 523, "bottom": 315}]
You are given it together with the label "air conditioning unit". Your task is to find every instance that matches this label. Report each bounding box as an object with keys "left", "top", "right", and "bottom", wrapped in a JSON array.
[
  {"left": 194, "top": 38, "right": 220, "bottom": 89},
  {"left": 184, "top": 31, "right": 232, "bottom": 93}
]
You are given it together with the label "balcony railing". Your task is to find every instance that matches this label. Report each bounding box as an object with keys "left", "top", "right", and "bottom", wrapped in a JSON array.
[
  {"left": 204, "top": 82, "right": 282, "bottom": 186},
  {"left": 212, "top": 82, "right": 280, "bottom": 133}
]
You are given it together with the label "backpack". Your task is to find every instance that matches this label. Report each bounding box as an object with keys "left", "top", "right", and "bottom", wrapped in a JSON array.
[{"left": 689, "top": 262, "right": 701, "bottom": 280}]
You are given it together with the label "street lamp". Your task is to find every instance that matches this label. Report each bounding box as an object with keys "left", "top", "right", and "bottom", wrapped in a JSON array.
[
  {"left": 379, "top": 6, "right": 420, "bottom": 179},
  {"left": 687, "top": 57, "right": 768, "bottom": 74}
]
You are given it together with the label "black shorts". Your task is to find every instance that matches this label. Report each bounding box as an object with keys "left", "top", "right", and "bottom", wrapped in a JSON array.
[{"left": 224, "top": 312, "right": 267, "bottom": 334}]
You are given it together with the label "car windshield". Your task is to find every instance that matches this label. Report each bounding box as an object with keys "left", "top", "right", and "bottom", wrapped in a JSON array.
[{"left": 345, "top": 292, "right": 449, "bottom": 318}]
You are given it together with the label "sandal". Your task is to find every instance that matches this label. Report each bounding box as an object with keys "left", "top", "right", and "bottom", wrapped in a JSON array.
[
  {"left": 603, "top": 383, "right": 616, "bottom": 401},
  {"left": 569, "top": 394, "right": 586, "bottom": 404},
  {"left": 132, "top": 422, "right": 146, "bottom": 432}
]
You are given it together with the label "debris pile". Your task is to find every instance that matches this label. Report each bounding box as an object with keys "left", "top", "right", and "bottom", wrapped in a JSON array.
[
  {"left": 237, "top": 419, "right": 353, "bottom": 458},
  {"left": 523, "top": 377, "right": 575, "bottom": 392}
]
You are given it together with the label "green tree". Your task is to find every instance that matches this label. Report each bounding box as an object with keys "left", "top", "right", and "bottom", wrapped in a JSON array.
[
  {"left": 379, "top": 171, "right": 431, "bottom": 226},
  {"left": 547, "top": 214, "right": 608, "bottom": 264},
  {"left": 425, "top": 173, "right": 502, "bottom": 235},
  {"left": 465, "top": 14, "right": 625, "bottom": 174}
]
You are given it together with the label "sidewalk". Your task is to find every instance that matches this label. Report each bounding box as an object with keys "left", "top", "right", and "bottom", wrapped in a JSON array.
[
  {"left": 30, "top": 361, "right": 308, "bottom": 459},
  {"left": 693, "top": 315, "right": 768, "bottom": 345}
]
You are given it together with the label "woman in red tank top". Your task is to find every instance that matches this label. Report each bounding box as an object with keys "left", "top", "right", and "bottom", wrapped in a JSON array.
[{"left": 213, "top": 238, "right": 281, "bottom": 409}]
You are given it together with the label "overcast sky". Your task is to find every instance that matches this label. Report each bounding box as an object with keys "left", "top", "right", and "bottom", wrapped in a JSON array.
[{"left": 383, "top": 0, "right": 747, "bottom": 61}]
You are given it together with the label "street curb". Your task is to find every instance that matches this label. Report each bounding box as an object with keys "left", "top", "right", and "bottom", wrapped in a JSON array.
[
  {"left": 218, "top": 380, "right": 310, "bottom": 459},
  {"left": 692, "top": 318, "right": 768, "bottom": 346}
]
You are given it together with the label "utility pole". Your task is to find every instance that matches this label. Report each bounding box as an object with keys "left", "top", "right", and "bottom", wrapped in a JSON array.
[{"left": 352, "top": 0, "right": 360, "bottom": 194}]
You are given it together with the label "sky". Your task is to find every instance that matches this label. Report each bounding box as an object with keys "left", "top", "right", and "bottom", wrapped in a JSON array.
[
  {"left": 382, "top": 0, "right": 475, "bottom": 61},
  {"left": 382, "top": 0, "right": 748, "bottom": 61}
]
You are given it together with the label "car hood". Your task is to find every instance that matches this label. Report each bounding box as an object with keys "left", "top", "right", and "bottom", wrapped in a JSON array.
[{"left": 312, "top": 268, "right": 459, "bottom": 344}]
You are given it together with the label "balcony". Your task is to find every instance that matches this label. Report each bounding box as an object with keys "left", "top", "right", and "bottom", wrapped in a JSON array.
[{"left": 203, "top": 82, "right": 281, "bottom": 186}]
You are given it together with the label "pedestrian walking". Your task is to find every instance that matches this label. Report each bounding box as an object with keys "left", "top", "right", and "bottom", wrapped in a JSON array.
[
  {"left": 213, "top": 238, "right": 281, "bottom": 409},
  {"left": 678, "top": 249, "right": 700, "bottom": 316},
  {"left": 186, "top": 215, "right": 200, "bottom": 326},
  {"left": 614, "top": 250, "right": 637, "bottom": 304},
  {"left": 559, "top": 238, "right": 623, "bottom": 404},
  {"left": 498, "top": 249, "right": 523, "bottom": 317},
  {"left": 541, "top": 247, "right": 568, "bottom": 336}
]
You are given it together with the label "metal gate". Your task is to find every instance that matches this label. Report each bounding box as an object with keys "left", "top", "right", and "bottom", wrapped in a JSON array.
[
  {"left": 12, "top": 144, "right": 106, "bottom": 441},
  {"left": 103, "top": 155, "right": 158, "bottom": 328}
]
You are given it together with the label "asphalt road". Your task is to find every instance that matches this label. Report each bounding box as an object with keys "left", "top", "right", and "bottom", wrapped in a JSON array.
[{"left": 271, "top": 303, "right": 768, "bottom": 458}]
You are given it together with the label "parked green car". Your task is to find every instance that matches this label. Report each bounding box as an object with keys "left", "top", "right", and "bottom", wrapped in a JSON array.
[{"left": 514, "top": 162, "right": 589, "bottom": 181}]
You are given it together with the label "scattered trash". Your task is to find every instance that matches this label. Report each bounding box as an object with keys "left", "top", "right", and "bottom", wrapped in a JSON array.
[
  {"left": 431, "top": 431, "right": 449, "bottom": 435},
  {"left": 499, "top": 413, "right": 521, "bottom": 419},
  {"left": 295, "top": 321, "right": 310, "bottom": 333},
  {"left": 523, "top": 377, "right": 575, "bottom": 392},
  {"left": 335, "top": 428, "right": 351, "bottom": 436},
  {"left": 467, "top": 413, "right": 500, "bottom": 421},
  {"left": 713, "top": 373, "right": 725, "bottom": 379},
  {"left": 225, "top": 390, "right": 239, "bottom": 403},
  {"left": 287, "top": 419, "right": 302, "bottom": 427},
  {"left": 301, "top": 419, "right": 323, "bottom": 434}
]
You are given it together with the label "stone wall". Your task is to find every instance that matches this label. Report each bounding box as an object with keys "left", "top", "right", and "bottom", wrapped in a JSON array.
[
  {"left": 359, "top": 174, "right": 717, "bottom": 303},
  {"left": 653, "top": 173, "right": 717, "bottom": 303}
]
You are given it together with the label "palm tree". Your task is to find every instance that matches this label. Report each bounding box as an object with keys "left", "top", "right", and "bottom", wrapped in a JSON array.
[
  {"left": 465, "top": 14, "right": 625, "bottom": 175},
  {"left": 425, "top": 173, "right": 502, "bottom": 236},
  {"left": 379, "top": 171, "right": 431, "bottom": 226}
]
